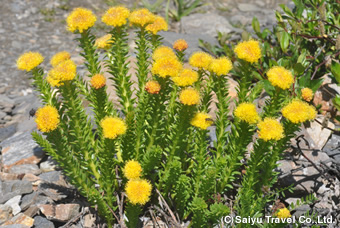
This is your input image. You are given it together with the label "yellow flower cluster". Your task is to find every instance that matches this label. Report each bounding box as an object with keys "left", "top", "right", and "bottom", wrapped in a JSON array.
[
  {"left": 17, "top": 52, "right": 44, "bottom": 72},
  {"left": 257, "top": 118, "right": 284, "bottom": 141},
  {"left": 145, "top": 80, "right": 161, "bottom": 94},
  {"left": 125, "top": 179, "right": 152, "bottom": 205},
  {"left": 234, "top": 103, "right": 260, "bottom": 124},
  {"left": 47, "top": 59, "right": 77, "bottom": 85},
  {"left": 123, "top": 160, "right": 142, "bottom": 179},
  {"left": 173, "top": 39, "right": 188, "bottom": 52},
  {"left": 152, "top": 46, "right": 176, "bottom": 60},
  {"left": 90, "top": 74, "right": 106, "bottom": 89},
  {"left": 191, "top": 112, "right": 213, "bottom": 130},
  {"left": 234, "top": 40, "right": 261, "bottom": 63},
  {"left": 146, "top": 16, "right": 168, "bottom": 34},
  {"left": 152, "top": 57, "right": 182, "bottom": 78},
  {"left": 301, "top": 88, "right": 314, "bottom": 102},
  {"left": 129, "top": 8, "right": 155, "bottom": 27},
  {"left": 281, "top": 100, "right": 316, "bottom": 124},
  {"left": 209, "top": 57, "right": 233, "bottom": 76},
  {"left": 179, "top": 88, "right": 200, "bottom": 105},
  {"left": 100, "top": 116, "right": 127, "bottom": 139},
  {"left": 35, "top": 106, "right": 60, "bottom": 132},
  {"left": 66, "top": 8, "right": 96, "bottom": 33},
  {"left": 101, "top": 6, "right": 130, "bottom": 27},
  {"left": 94, "top": 34, "right": 114, "bottom": 50},
  {"left": 172, "top": 68, "right": 198, "bottom": 87},
  {"left": 189, "top": 52, "right": 213, "bottom": 70},
  {"left": 267, "top": 66, "right": 293, "bottom": 90},
  {"left": 276, "top": 208, "right": 291, "bottom": 219},
  {"left": 50, "top": 51, "right": 71, "bottom": 67}
]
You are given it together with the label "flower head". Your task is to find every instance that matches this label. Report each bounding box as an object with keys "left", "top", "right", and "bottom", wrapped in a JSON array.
[
  {"left": 17, "top": 52, "right": 44, "bottom": 71},
  {"left": 91, "top": 74, "right": 106, "bottom": 89},
  {"left": 179, "top": 88, "right": 200, "bottom": 105},
  {"left": 301, "top": 88, "right": 314, "bottom": 102},
  {"left": 152, "top": 46, "right": 176, "bottom": 61},
  {"left": 281, "top": 100, "right": 316, "bottom": 124},
  {"left": 125, "top": 179, "right": 152, "bottom": 205},
  {"left": 209, "top": 57, "right": 233, "bottom": 76},
  {"left": 189, "top": 52, "right": 213, "bottom": 70},
  {"left": 94, "top": 34, "right": 114, "bottom": 50},
  {"left": 234, "top": 40, "right": 261, "bottom": 63},
  {"left": 267, "top": 66, "right": 293, "bottom": 90},
  {"left": 257, "top": 118, "right": 284, "bottom": 141},
  {"left": 191, "top": 112, "right": 213, "bottom": 130},
  {"left": 48, "top": 59, "right": 77, "bottom": 82},
  {"left": 172, "top": 68, "right": 198, "bottom": 87},
  {"left": 66, "top": 8, "right": 96, "bottom": 33},
  {"left": 46, "top": 75, "right": 63, "bottom": 87},
  {"left": 234, "top": 103, "right": 260, "bottom": 124},
  {"left": 101, "top": 6, "right": 130, "bottom": 27},
  {"left": 129, "top": 8, "right": 155, "bottom": 27},
  {"left": 123, "top": 160, "right": 142, "bottom": 180},
  {"left": 145, "top": 81, "right": 161, "bottom": 94},
  {"left": 152, "top": 57, "right": 182, "bottom": 78},
  {"left": 100, "top": 116, "right": 127, "bottom": 139},
  {"left": 173, "top": 39, "right": 188, "bottom": 52},
  {"left": 146, "top": 16, "right": 168, "bottom": 34},
  {"left": 276, "top": 208, "right": 291, "bottom": 219},
  {"left": 50, "top": 51, "right": 71, "bottom": 67},
  {"left": 35, "top": 106, "right": 60, "bottom": 132}
]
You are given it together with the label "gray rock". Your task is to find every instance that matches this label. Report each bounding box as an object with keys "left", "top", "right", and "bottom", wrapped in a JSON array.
[
  {"left": 20, "top": 192, "right": 53, "bottom": 211},
  {"left": 0, "top": 124, "right": 16, "bottom": 142},
  {"left": 39, "top": 171, "right": 62, "bottom": 183},
  {"left": 0, "top": 110, "right": 6, "bottom": 119},
  {"left": 238, "top": 3, "right": 261, "bottom": 12},
  {"left": 40, "top": 157, "right": 59, "bottom": 173},
  {"left": 1, "top": 225, "right": 30, "bottom": 228},
  {"left": 333, "top": 154, "right": 340, "bottom": 164},
  {"left": 0, "top": 180, "right": 33, "bottom": 204},
  {"left": 323, "top": 134, "right": 340, "bottom": 157},
  {"left": 181, "top": 13, "right": 233, "bottom": 37},
  {"left": 39, "top": 204, "right": 80, "bottom": 222},
  {"left": 0, "top": 95, "right": 15, "bottom": 109},
  {"left": 292, "top": 204, "right": 311, "bottom": 218},
  {"left": 9, "top": 164, "right": 41, "bottom": 175},
  {"left": 4, "top": 195, "right": 21, "bottom": 216},
  {"left": 33, "top": 216, "right": 55, "bottom": 228},
  {"left": 0, "top": 204, "right": 13, "bottom": 225}
]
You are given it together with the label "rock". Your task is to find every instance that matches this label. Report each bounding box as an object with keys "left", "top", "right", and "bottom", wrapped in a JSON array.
[
  {"left": 238, "top": 3, "right": 261, "bottom": 12},
  {"left": 22, "top": 174, "right": 40, "bottom": 183},
  {"left": 20, "top": 192, "right": 53, "bottom": 211},
  {"left": 0, "top": 180, "right": 33, "bottom": 204},
  {"left": 1, "top": 225, "right": 30, "bottom": 228},
  {"left": 323, "top": 134, "right": 340, "bottom": 157},
  {"left": 39, "top": 204, "right": 80, "bottom": 222},
  {"left": 181, "top": 13, "right": 233, "bottom": 37},
  {"left": 0, "top": 204, "right": 13, "bottom": 225},
  {"left": 5, "top": 195, "right": 21, "bottom": 216},
  {"left": 39, "top": 157, "right": 59, "bottom": 172},
  {"left": 0, "top": 172, "right": 22, "bottom": 181},
  {"left": 9, "top": 164, "right": 41, "bottom": 175},
  {"left": 83, "top": 212, "right": 95, "bottom": 228},
  {"left": 0, "top": 95, "right": 15, "bottom": 109},
  {"left": 33, "top": 216, "right": 54, "bottom": 228},
  {"left": 0, "top": 131, "right": 45, "bottom": 171},
  {"left": 0, "top": 124, "right": 16, "bottom": 142},
  {"left": 2, "top": 213, "right": 34, "bottom": 227},
  {"left": 333, "top": 154, "right": 340, "bottom": 164},
  {"left": 39, "top": 171, "right": 69, "bottom": 187},
  {"left": 292, "top": 204, "right": 311, "bottom": 218},
  {"left": 299, "top": 150, "right": 332, "bottom": 166},
  {"left": 0, "top": 110, "right": 6, "bottom": 119},
  {"left": 22, "top": 205, "right": 39, "bottom": 218}
]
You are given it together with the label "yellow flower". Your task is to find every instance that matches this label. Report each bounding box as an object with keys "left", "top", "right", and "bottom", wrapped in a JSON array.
[
  {"left": 145, "top": 81, "right": 161, "bottom": 94},
  {"left": 100, "top": 116, "right": 127, "bottom": 139},
  {"left": 35, "top": 106, "right": 60, "bottom": 132},
  {"left": 209, "top": 57, "right": 233, "bottom": 76},
  {"left": 152, "top": 46, "right": 176, "bottom": 61},
  {"left": 189, "top": 52, "right": 213, "bottom": 70},
  {"left": 234, "top": 103, "right": 260, "bottom": 124},
  {"left": 48, "top": 59, "right": 77, "bottom": 82},
  {"left": 123, "top": 160, "right": 142, "bottom": 179},
  {"left": 172, "top": 68, "right": 198, "bottom": 87},
  {"left": 125, "top": 179, "right": 152, "bottom": 205},
  {"left": 46, "top": 75, "right": 63, "bottom": 87},
  {"left": 301, "top": 88, "right": 314, "bottom": 102},
  {"left": 234, "top": 40, "right": 261, "bottom": 63},
  {"left": 173, "top": 39, "right": 188, "bottom": 52},
  {"left": 191, "top": 112, "right": 213, "bottom": 130},
  {"left": 276, "top": 208, "right": 291, "bottom": 219},
  {"left": 146, "top": 16, "right": 168, "bottom": 34},
  {"left": 101, "top": 6, "right": 130, "bottom": 27},
  {"left": 50, "top": 51, "right": 71, "bottom": 67},
  {"left": 267, "top": 66, "right": 294, "bottom": 90},
  {"left": 281, "top": 100, "right": 317, "bottom": 124},
  {"left": 91, "top": 74, "right": 106, "bottom": 89},
  {"left": 179, "top": 88, "right": 200, "bottom": 105},
  {"left": 152, "top": 57, "right": 183, "bottom": 78},
  {"left": 129, "top": 8, "right": 155, "bottom": 27},
  {"left": 257, "top": 118, "right": 284, "bottom": 141},
  {"left": 94, "top": 34, "right": 114, "bottom": 50},
  {"left": 66, "top": 8, "right": 96, "bottom": 33},
  {"left": 17, "top": 52, "right": 44, "bottom": 72}
]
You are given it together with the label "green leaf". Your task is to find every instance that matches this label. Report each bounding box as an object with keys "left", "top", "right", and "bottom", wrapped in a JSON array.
[
  {"left": 333, "top": 96, "right": 340, "bottom": 111},
  {"left": 252, "top": 17, "right": 261, "bottom": 34},
  {"left": 293, "top": 63, "right": 305, "bottom": 75},
  {"left": 331, "top": 62, "right": 340, "bottom": 84},
  {"left": 279, "top": 31, "right": 290, "bottom": 52},
  {"left": 263, "top": 80, "right": 275, "bottom": 97},
  {"left": 279, "top": 4, "right": 294, "bottom": 18}
]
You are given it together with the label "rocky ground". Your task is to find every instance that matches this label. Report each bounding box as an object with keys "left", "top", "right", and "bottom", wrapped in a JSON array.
[{"left": 1, "top": 0, "right": 340, "bottom": 227}]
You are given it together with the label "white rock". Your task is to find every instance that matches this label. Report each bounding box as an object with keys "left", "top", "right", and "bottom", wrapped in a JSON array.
[{"left": 5, "top": 195, "right": 22, "bottom": 216}]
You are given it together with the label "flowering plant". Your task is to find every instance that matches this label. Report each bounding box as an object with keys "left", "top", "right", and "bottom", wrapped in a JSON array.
[{"left": 17, "top": 5, "right": 318, "bottom": 228}]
